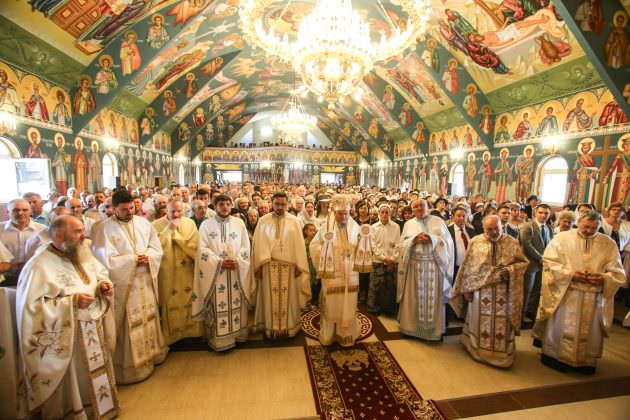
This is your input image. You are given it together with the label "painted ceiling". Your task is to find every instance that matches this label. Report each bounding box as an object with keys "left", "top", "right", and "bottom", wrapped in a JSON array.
[{"left": 1, "top": 0, "right": 628, "bottom": 162}]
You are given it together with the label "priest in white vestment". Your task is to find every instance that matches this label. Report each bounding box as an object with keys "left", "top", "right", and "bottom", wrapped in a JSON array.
[
  {"left": 535, "top": 210, "right": 624, "bottom": 374},
  {"left": 310, "top": 195, "right": 366, "bottom": 346},
  {"left": 17, "top": 215, "right": 119, "bottom": 419},
  {"left": 252, "top": 192, "right": 310, "bottom": 339},
  {"left": 451, "top": 215, "right": 529, "bottom": 368},
  {"left": 153, "top": 199, "right": 202, "bottom": 345},
  {"left": 93, "top": 190, "right": 167, "bottom": 384},
  {"left": 193, "top": 194, "right": 251, "bottom": 351},
  {"left": 398, "top": 198, "right": 454, "bottom": 341}
]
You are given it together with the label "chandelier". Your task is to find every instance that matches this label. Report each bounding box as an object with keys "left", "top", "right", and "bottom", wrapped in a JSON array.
[
  {"left": 239, "top": 0, "right": 431, "bottom": 104},
  {"left": 271, "top": 93, "right": 317, "bottom": 136}
]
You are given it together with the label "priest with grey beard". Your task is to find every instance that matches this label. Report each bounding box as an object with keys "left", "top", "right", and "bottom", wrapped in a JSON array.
[
  {"left": 535, "top": 210, "right": 624, "bottom": 374},
  {"left": 450, "top": 215, "right": 529, "bottom": 368},
  {"left": 16, "top": 215, "right": 118, "bottom": 419}
]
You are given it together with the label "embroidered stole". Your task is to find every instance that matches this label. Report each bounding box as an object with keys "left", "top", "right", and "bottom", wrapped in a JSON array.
[
  {"left": 268, "top": 215, "right": 291, "bottom": 337},
  {"left": 354, "top": 224, "right": 373, "bottom": 273},
  {"left": 116, "top": 219, "right": 160, "bottom": 369}
]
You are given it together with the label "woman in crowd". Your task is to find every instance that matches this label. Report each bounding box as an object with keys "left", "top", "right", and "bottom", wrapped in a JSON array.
[
  {"left": 246, "top": 207, "right": 258, "bottom": 243},
  {"left": 303, "top": 223, "right": 320, "bottom": 309}
]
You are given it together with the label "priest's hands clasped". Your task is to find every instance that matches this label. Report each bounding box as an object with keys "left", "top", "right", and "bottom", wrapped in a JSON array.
[
  {"left": 136, "top": 254, "right": 150, "bottom": 266},
  {"left": 573, "top": 271, "right": 604, "bottom": 284},
  {"left": 221, "top": 259, "right": 236, "bottom": 270},
  {"left": 414, "top": 233, "right": 431, "bottom": 244}
]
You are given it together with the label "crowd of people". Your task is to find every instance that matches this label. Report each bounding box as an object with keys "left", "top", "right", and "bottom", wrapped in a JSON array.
[{"left": 1, "top": 182, "right": 629, "bottom": 418}]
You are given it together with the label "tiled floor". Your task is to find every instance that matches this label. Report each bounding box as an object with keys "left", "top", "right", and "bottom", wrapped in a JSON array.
[{"left": 116, "top": 306, "right": 630, "bottom": 419}]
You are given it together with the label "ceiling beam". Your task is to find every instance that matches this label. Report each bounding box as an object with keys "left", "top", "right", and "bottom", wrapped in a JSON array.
[
  {"left": 137, "top": 51, "right": 242, "bottom": 146},
  {"left": 70, "top": 0, "right": 215, "bottom": 138},
  {"left": 551, "top": 0, "right": 630, "bottom": 118},
  {"left": 415, "top": 37, "right": 494, "bottom": 149}
]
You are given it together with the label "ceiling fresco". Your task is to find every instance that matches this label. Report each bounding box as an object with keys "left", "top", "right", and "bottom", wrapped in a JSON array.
[{"left": 1, "top": 0, "right": 628, "bottom": 162}]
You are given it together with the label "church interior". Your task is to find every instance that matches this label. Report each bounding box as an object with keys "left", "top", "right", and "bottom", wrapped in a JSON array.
[{"left": 1, "top": 0, "right": 630, "bottom": 419}]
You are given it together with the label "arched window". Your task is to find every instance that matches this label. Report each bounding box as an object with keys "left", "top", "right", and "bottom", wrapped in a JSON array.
[
  {"left": 450, "top": 163, "right": 465, "bottom": 197},
  {"left": 195, "top": 165, "right": 201, "bottom": 184},
  {"left": 0, "top": 137, "right": 21, "bottom": 202},
  {"left": 537, "top": 156, "right": 569, "bottom": 206},
  {"left": 102, "top": 153, "right": 118, "bottom": 189},
  {"left": 178, "top": 163, "right": 185, "bottom": 185}
]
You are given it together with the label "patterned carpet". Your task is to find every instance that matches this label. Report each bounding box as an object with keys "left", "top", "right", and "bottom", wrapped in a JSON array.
[
  {"left": 304, "top": 341, "right": 445, "bottom": 420},
  {"left": 300, "top": 309, "right": 375, "bottom": 342}
]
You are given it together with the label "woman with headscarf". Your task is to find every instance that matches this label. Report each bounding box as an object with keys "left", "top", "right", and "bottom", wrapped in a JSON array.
[{"left": 298, "top": 200, "right": 318, "bottom": 227}]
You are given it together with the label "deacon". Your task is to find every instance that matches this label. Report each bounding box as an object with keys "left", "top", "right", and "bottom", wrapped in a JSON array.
[
  {"left": 451, "top": 215, "right": 529, "bottom": 368},
  {"left": 193, "top": 194, "right": 251, "bottom": 351},
  {"left": 153, "top": 198, "right": 201, "bottom": 345},
  {"left": 367, "top": 203, "right": 401, "bottom": 316},
  {"left": 17, "top": 215, "right": 118, "bottom": 419},
  {"left": 93, "top": 190, "right": 167, "bottom": 384},
  {"left": 310, "top": 195, "right": 366, "bottom": 346},
  {"left": 535, "top": 210, "right": 624, "bottom": 374},
  {"left": 398, "top": 198, "right": 454, "bottom": 341},
  {"left": 252, "top": 192, "right": 310, "bottom": 339}
]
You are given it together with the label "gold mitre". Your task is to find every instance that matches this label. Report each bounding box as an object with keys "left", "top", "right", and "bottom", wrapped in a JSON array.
[{"left": 331, "top": 194, "right": 351, "bottom": 212}]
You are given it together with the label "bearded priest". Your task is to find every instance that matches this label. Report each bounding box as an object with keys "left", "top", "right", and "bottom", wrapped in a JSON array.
[
  {"left": 193, "top": 194, "right": 251, "bottom": 351},
  {"left": 310, "top": 194, "right": 367, "bottom": 346},
  {"left": 451, "top": 215, "right": 529, "bottom": 368},
  {"left": 398, "top": 198, "right": 454, "bottom": 341},
  {"left": 252, "top": 192, "right": 310, "bottom": 339},
  {"left": 153, "top": 198, "right": 201, "bottom": 345},
  {"left": 93, "top": 190, "right": 167, "bottom": 384},
  {"left": 17, "top": 215, "right": 119, "bottom": 419},
  {"left": 535, "top": 210, "right": 624, "bottom": 374}
]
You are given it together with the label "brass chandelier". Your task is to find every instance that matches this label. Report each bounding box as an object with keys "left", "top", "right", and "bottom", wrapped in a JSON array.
[
  {"left": 271, "top": 93, "right": 317, "bottom": 137},
  {"left": 239, "top": 0, "right": 431, "bottom": 105}
]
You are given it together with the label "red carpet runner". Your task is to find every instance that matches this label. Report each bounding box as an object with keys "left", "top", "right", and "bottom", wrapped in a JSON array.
[{"left": 304, "top": 341, "right": 445, "bottom": 419}]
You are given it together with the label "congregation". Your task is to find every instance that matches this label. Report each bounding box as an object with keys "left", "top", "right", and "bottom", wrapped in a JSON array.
[{"left": 1, "top": 181, "right": 629, "bottom": 419}]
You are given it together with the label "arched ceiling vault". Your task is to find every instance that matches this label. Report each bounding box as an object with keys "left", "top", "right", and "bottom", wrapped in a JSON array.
[{"left": 5, "top": 0, "right": 628, "bottom": 162}]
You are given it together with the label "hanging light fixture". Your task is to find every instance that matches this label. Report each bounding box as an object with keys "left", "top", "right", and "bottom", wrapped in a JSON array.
[
  {"left": 271, "top": 93, "right": 317, "bottom": 137},
  {"left": 239, "top": 0, "right": 431, "bottom": 105}
]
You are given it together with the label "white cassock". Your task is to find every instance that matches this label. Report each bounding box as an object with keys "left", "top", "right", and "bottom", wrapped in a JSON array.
[
  {"left": 398, "top": 215, "right": 454, "bottom": 341},
  {"left": 310, "top": 217, "right": 361, "bottom": 346},
  {"left": 193, "top": 215, "right": 251, "bottom": 351},
  {"left": 17, "top": 245, "right": 118, "bottom": 419},
  {"left": 92, "top": 216, "right": 167, "bottom": 384},
  {"left": 536, "top": 231, "right": 624, "bottom": 368},
  {"left": 252, "top": 213, "right": 310, "bottom": 338}
]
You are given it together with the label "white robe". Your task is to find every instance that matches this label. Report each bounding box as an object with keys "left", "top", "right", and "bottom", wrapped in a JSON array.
[
  {"left": 16, "top": 246, "right": 118, "bottom": 419},
  {"left": 310, "top": 217, "right": 361, "bottom": 346},
  {"left": 193, "top": 216, "right": 251, "bottom": 351},
  {"left": 251, "top": 213, "right": 310, "bottom": 338},
  {"left": 92, "top": 216, "right": 167, "bottom": 384},
  {"left": 397, "top": 216, "right": 454, "bottom": 341},
  {"left": 537, "top": 231, "right": 624, "bottom": 368}
]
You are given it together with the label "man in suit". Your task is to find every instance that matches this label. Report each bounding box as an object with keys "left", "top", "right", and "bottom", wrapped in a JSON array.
[
  {"left": 519, "top": 203, "right": 552, "bottom": 327},
  {"left": 448, "top": 206, "right": 476, "bottom": 322},
  {"left": 497, "top": 204, "right": 519, "bottom": 238},
  {"left": 449, "top": 206, "right": 476, "bottom": 281}
]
